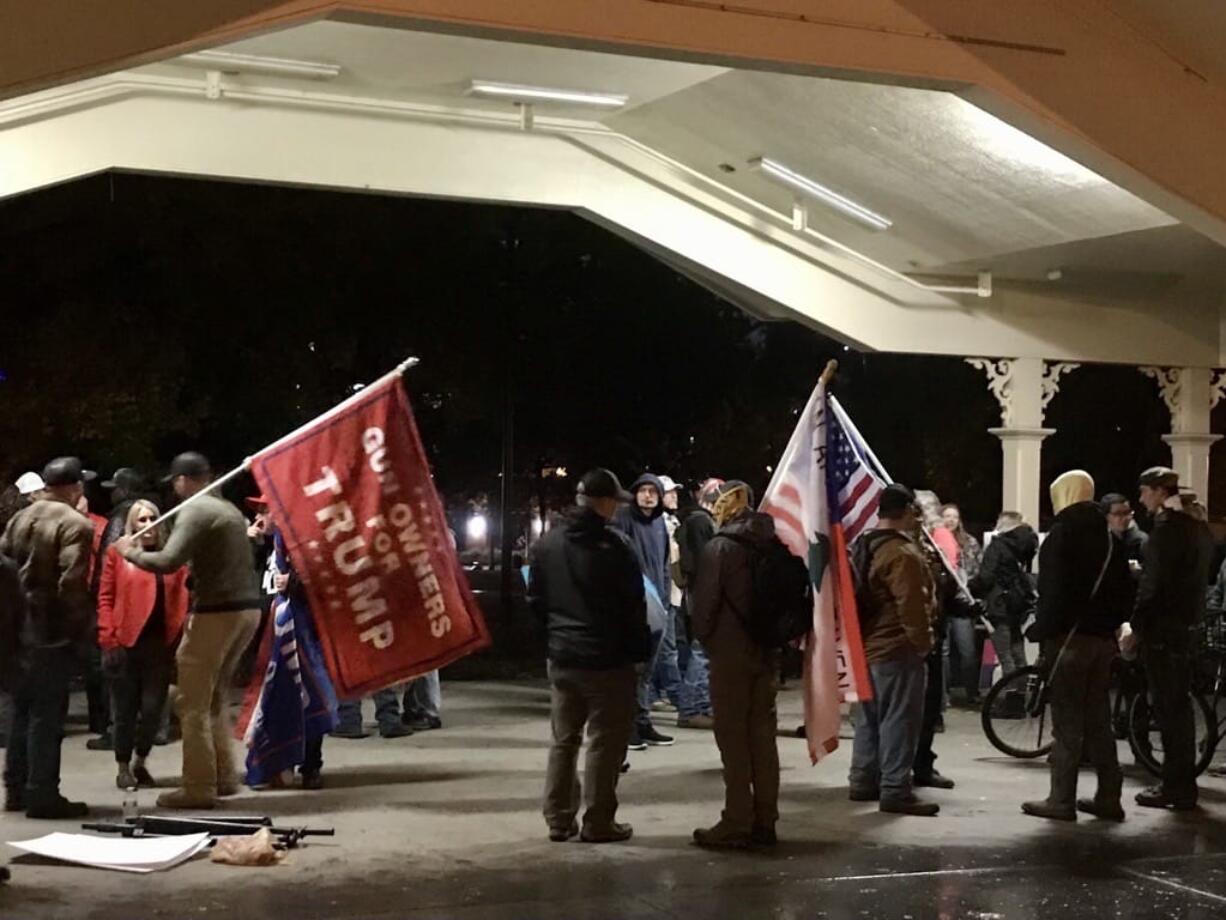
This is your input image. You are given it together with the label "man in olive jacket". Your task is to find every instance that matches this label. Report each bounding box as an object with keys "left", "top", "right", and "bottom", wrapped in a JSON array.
[
  {"left": 1, "top": 456, "right": 96, "bottom": 818},
  {"left": 117, "top": 452, "right": 261, "bottom": 809},
  {"left": 848, "top": 484, "right": 938, "bottom": 817},
  {"left": 1131, "top": 466, "right": 1213, "bottom": 810}
]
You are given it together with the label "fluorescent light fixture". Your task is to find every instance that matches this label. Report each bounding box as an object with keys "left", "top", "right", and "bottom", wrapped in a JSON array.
[
  {"left": 468, "top": 80, "right": 627, "bottom": 109},
  {"left": 751, "top": 157, "right": 892, "bottom": 231},
  {"left": 181, "top": 50, "right": 341, "bottom": 80}
]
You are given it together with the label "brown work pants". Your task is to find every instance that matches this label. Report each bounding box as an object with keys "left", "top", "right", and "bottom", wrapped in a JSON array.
[
  {"left": 1045, "top": 634, "right": 1123, "bottom": 809},
  {"left": 543, "top": 662, "right": 636, "bottom": 834},
  {"left": 709, "top": 656, "right": 780, "bottom": 833},
  {"left": 176, "top": 609, "right": 261, "bottom": 797}
]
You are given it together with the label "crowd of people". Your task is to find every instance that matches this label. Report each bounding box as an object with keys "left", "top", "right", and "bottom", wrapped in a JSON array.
[
  {"left": 0, "top": 450, "right": 1221, "bottom": 848},
  {"left": 0, "top": 452, "right": 444, "bottom": 820},
  {"left": 529, "top": 463, "right": 1222, "bottom": 846}
]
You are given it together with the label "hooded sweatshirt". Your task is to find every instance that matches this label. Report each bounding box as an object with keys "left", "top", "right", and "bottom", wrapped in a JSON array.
[
  {"left": 689, "top": 508, "right": 776, "bottom": 666},
  {"left": 969, "top": 524, "right": 1038, "bottom": 623},
  {"left": 1034, "top": 471, "right": 1130, "bottom": 639},
  {"left": 613, "top": 473, "right": 671, "bottom": 603}
]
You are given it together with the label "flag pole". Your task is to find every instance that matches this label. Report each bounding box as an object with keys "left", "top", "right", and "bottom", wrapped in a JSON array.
[
  {"left": 830, "top": 395, "right": 984, "bottom": 617},
  {"left": 818, "top": 358, "right": 839, "bottom": 388},
  {"left": 130, "top": 356, "right": 420, "bottom": 540}
]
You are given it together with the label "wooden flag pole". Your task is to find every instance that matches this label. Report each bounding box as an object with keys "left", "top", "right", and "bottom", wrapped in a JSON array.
[{"left": 818, "top": 358, "right": 838, "bottom": 388}]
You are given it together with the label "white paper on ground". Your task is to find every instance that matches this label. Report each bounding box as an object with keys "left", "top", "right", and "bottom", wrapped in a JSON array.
[{"left": 7, "top": 831, "right": 211, "bottom": 872}]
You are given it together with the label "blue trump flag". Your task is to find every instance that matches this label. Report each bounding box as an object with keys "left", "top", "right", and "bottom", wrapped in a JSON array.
[{"left": 241, "top": 532, "right": 339, "bottom": 786}]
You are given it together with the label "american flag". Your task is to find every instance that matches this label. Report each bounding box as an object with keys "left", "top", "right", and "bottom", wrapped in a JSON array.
[
  {"left": 761, "top": 380, "right": 876, "bottom": 763},
  {"left": 827, "top": 397, "right": 887, "bottom": 545}
]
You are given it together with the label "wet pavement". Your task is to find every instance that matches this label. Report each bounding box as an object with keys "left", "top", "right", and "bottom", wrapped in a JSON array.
[{"left": 2, "top": 680, "right": 1225, "bottom": 919}]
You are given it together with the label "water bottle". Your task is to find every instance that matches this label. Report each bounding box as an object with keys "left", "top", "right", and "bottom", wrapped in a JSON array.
[{"left": 122, "top": 786, "right": 139, "bottom": 820}]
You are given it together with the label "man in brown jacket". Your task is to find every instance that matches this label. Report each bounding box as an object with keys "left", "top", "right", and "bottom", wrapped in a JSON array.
[
  {"left": 848, "top": 483, "right": 939, "bottom": 816},
  {"left": 689, "top": 481, "right": 780, "bottom": 849},
  {"left": 1, "top": 457, "right": 96, "bottom": 818}
]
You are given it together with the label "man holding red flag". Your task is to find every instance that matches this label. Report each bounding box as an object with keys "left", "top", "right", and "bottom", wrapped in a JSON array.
[{"left": 118, "top": 452, "right": 261, "bottom": 809}]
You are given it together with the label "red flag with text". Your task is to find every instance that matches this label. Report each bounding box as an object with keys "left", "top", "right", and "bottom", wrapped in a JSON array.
[{"left": 250, "top": 376, "right": 490, "bottom": 698}]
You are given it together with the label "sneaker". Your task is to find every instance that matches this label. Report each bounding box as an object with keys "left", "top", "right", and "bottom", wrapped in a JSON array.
[
  {"left": 403, "top": 715, "right": 442, "bottom": 732},
  {"left": 880, "top": 795, "right": 939, "bottom": 817},
  {"left": 676, "top": 714, "right": 715, "bottom": 730},
  {"left": 914, "top": 770, "right": 955, "bottom": 790},
  {"left": 26, "top": 796, "right": 89, "bottom": 819},
  {"left": 750, "top": 825, "right": 778, "bottom": 848},
  {"left": 548, "top": 821, "right": 579, "bottom": 843},
  {"left": 693, "top": 823, "right": 753, "bottom": 850},
  {"left": 1207, "top": 764, "right": 1226, "bottom": 778},
  {"left": 1021, "top": 799, "right": 1076, "bottom": 821},
  {"left": 331, "top": 727, "right": 370, "bottom": 740},
  {"left": 580, "top": 822, "right": 633, "bottom": 843},
  {"left": 116, "top": 765, "right": 137, "bottom": 790},
  {"left": 156, "top": 788, "right": 217, "bottom": 810},
  {"left": 86, "top": 733, "right": 114, "bottom": 752},
  {"left": 639, "top": 725, "right": 675, "bottom": 747},
  {"left": 132, "top": 765, "right": 156, "bottom": 788},
  {"left": 379, "top": 723, "right": 414, "bottom": 739},
  {"left": 301, "top": 772, "right": 324, "bottom": 791},
  {"left": 626, "top": 731, "right": 648, "bottom": 752},
  {"left": 1076, "top": 798, "right": 1125, "bottom": 821},
  {"left": 1135, "top": 786, "right": 1197, "bottom": 811},
  {"left": 651, "top": 700, "right": 677, "bottom": 713},
  {"left": 848, "top": 787, "right": 880, "bottom": 802}
]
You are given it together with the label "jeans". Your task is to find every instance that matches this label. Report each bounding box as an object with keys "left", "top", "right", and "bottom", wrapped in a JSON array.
[
  {"left": 990, "top": 620, "right": 1028, "bottom": 676},
  {"left": 913, "top": 645, "right": 945, "bottom": 779},
  {"left": 110, "top": 634, "right": 172, "bottom": 764},
  {"left": 1045, "top": 635, "right": 1121, "bottom": 808},
  {"left": 1142, "top": 643, "right": 1198, "bottom": 802},
  {"left": 947, "top": 617, "right": 980, "bottom": 700},
  {"left": 544, "top": 662, "right": 636, "bottom": 833},
  {"left": 651, "top": 607, "right": 683, "bottom": 707},
  {"left": 849, "top": 655, "right": 926, "bottom": 802},
  {"left": 634, "top": 625, "right": 664, "bottom": 731},
  {"left": 4, "top": 646, "right": 73, "bottom": 806},
  {"left": 403, "top": 671, "right": 441, "bottom": 721},
  {"left": 337, "top": 687, "right": 402, "bottom": 734}
]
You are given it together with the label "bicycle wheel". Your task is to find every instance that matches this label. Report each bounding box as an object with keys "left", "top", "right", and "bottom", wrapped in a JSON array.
[
  {"left": 981, "top": 665, "right": 1054, "bottom": 759},
  {"left": 1127, "top": 691, "right": 1218, "bottom": 778}
]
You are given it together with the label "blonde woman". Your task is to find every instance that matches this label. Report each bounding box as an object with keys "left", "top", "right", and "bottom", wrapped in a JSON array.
[{"left": 97, "top": 501, "right": 189, "bottom": 789}]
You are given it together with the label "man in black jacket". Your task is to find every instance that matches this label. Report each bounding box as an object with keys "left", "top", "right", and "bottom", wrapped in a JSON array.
[
  {"left": 529, "top": 469, "right": 651, "bottom": 844},
  {"left": 1132, "top": 466, "right": 1213, "bottom": 810},
  {"left": 970, "top": 518, "right": 1039, "bottom": 676},
  {"left": 1022, "top": 470, "right": 1132, "bottom": 822}
]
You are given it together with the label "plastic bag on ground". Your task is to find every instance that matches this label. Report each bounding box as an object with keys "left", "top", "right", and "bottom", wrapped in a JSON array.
[{"left": 210, "top": 828, "right": 285, "bottom": 866}]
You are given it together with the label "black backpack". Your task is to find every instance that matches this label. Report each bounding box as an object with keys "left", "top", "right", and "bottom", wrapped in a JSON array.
[{"left": 718, "top": 532, "right": 812, "bottom": 648}]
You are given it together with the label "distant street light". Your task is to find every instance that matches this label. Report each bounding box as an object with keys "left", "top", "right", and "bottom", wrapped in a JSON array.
[{"left": 466, "top": 514, "right": 488, "bottom": 542}]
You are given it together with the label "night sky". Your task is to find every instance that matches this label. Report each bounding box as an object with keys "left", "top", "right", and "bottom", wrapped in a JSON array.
[{"left": 0, "top": 172, "right": 1216, "bottom": 532}]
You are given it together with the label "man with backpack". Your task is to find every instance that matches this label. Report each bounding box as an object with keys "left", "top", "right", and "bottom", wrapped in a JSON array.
[
  {"left": 1022, "top": 470, "right": 1132, "bottom": 821},
  {"left": 689, "top": 480, "right": 810, "bottom": 849},
  {"left": 970, "top": 512, "right": 1039, "bottom": 677},
  {"left": 848, "top": 483, "right": 939, "bottom": 817}
]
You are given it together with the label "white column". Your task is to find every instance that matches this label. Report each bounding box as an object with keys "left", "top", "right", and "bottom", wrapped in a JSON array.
[
  {"left": 1140, "top": 366, "right": 1225, "bottom": 505},
  {"left": 967, "top": 358, "right": 1078, "bottom": 527}
]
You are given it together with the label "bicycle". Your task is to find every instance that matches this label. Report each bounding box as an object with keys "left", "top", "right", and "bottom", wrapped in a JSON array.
[{"left": 981, "top": 638, "right": 1218, "bottom": 775}]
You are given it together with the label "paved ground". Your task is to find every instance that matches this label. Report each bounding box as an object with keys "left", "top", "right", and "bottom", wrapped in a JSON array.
[{"left": 2, "top": 681, "right": 1226, "bottom": 919}]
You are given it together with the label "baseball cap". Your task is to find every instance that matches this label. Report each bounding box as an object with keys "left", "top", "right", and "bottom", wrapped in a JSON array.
[
  {"left": 577, "top": 468, "right": 633, "bottom": 503},
  {"left": 101, "top": 467, "right": 148, "bottom": 492},
  {"left": 15, "top": 471, "right": 45, "bottom": 495},
  {"left": 657, "top": 475, "right": 680, "bottom": 494},
  {"left": 161, "top": 451, "right": 212, "bottom": 484},
  {"left": 41, "top": 457, "right": 97, "bottom": 488},
  {"left": 246, "top": 494, "right": 270, "bottom": 510},
  {"left": 878, "top": 483, "right": 917, "bottom": 518},
  {"left": 1139, "top": 466, "right": 1179, "bottom": 490}
]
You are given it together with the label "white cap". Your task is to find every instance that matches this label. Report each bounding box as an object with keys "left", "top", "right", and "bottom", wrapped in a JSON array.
[
  {"left": 657, "top": 475, "right": 680, "bottom": 494},
  {"left": 15, "top": 471, "right": 45, "bottom": 495}
]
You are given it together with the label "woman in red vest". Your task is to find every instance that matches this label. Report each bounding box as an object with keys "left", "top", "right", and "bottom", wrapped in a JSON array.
[{"left": 98, "top": 500, "right": 189, "bottom": 789}]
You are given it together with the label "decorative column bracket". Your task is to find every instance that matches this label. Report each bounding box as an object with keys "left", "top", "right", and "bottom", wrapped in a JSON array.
[
  {"left": 1042, "top": 362, "right": 1080, "bottom": 413},
  {"left": 1213, "top": 370, "right": 1226, "bottom": 409},
  {"left": 1139, "top": 366, "right": 1183, "bottom": 419},
  {"left": 965, "top": 357, "right": 1015, "bottom": 427}
]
